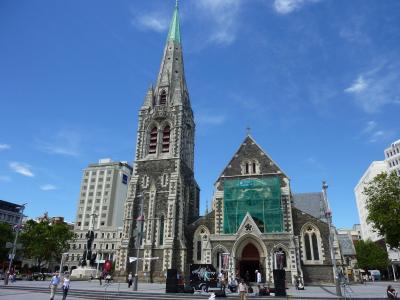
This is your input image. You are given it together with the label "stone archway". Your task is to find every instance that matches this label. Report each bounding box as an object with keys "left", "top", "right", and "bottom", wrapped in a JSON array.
[
  {"left": 239, "top": 243, "right": 260, "bottom": 282},
  {"left": 232, "top": 234, "right": 268, "bottom": 283}
]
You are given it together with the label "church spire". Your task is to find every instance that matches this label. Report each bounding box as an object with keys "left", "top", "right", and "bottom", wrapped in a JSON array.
[
  {"left": 153, "top": 2, "right": 188, "bottom": 107},
  {"left": 167, "top": 1, "right": 181, "bottom": 44}
]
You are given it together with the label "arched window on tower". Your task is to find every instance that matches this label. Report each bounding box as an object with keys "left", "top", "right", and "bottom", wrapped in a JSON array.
[
  {"left": 162, "top": 126, "right": 171, "bottom": 153},
  {"left": 149, "top": 127, "right": 158, "bottom": 154},
  {"left": 159, "top": 90, "right": 167, "bottom": 105}
]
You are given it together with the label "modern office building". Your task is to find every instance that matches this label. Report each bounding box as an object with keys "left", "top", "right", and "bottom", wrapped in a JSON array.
[
  {"left": 384, "top": 139, "right": 400, "bottom": 176},
  {"left": 354, "top": 161, "right": 387, "bottom": 242},
  {"left": 65, "top": 159, "right": 132, "bottom": 271}
]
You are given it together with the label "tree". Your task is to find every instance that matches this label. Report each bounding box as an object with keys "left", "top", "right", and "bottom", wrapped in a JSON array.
[
  {"left": 0, "top": 222, "right": 14, "bottom": 261},
  {"left": 20, "top": 220, "right": 74, "bottom": 270},
  {"left": 354, "top": 240, "right": 389, "bottom": 270},
  {"left": 363, "top": 171, "right": 400, "bottom": 248}
]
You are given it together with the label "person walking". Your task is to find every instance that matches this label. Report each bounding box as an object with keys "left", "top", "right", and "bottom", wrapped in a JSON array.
[
  {"left": 49, "top": 272, "right": 60, "bottom": 300},
  {"left": 239, "top": 280, "right": 248, "bottom": 300},
  {"left": 255, "top": 270, "right": 262, "bottom": 294},
  {"left": 244, "top": 270, "right": 250, "bottom": 284},
  {"left": 61, "top": 273, "right": 70, "bottom": 300},
  {"left": 387, "top": 285, "right": 398, "bottom": 299},
  {"left": 204, "top": 269, "right": 210, "bottom": 293},
  {"left": 128, "top": 272, "right": 133, "bottom": 288}
]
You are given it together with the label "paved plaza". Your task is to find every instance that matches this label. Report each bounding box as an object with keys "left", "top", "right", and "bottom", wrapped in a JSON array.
[{"left": 1, "top": 279, "right": 399, "bottom": 299}]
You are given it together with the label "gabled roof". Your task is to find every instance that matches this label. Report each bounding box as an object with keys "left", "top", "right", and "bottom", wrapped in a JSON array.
[
  {"left": 215, "top": 135, "right": 288, "bottom": 184},
  {"left": 292, "top": 192, "right": 328, "bottom": 223},
  {"left": 337, "top": 233, "right": 356, "bottom": 256},
  {"left": 236, "top": 212, "right": 262, "bottom": 236}
]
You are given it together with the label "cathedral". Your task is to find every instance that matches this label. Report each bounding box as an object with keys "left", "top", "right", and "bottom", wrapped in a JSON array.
[{"left": 116, "top": 3, "right": 340, "bottom": 284}]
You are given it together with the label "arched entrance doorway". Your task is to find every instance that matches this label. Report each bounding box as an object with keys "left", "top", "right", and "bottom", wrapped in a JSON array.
[{"left": 239, "top": 243, "right": 260, "bottom": 282}]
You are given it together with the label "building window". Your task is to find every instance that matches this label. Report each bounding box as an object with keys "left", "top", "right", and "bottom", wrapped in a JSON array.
[
  {"left": 159, "top": 90, "right": 167, "bottom": 105},
  {"left": 159, "top": 216, "right": 164, "bottom": 246},
  {"left": 149, "top": 127, "right": 158, "bottom": 154},
  {"left": 245, "top": 163, "right": 249, "bottom": 174},
  {"left": 162, "top": 126, "right": 171, "bottom": 153},
  {"left": 304, "top": 234, "right": 312, "bottom": 260},
  {"left": 311, "top": 233, "right": 320, "bottom": 260},
  {"left": 302, "top": 224, "right": 322, "bottom": 263},
  {"left": 252, "top": 162, "right": 256, "bottom": 173},
  {"left": 197, "top": 240, "right": 202, "bottom": 261}
]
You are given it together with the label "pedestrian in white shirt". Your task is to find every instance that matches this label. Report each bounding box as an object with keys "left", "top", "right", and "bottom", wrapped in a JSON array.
[{"left": 62, "top": 273, "right": 70, "bottom": 300}]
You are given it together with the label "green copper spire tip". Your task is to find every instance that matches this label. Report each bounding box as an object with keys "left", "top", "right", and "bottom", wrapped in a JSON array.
[{"left": 167, "top": 3, "right": 181, "bottom": 43}]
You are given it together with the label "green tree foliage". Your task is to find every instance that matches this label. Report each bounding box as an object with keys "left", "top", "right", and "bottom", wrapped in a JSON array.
[
  {"left": 0, "top": 222, "right": 14, "bottom": 261},
  {"left": 363, "top": 171, "right": 400, "bottom": 248},
  {"left": 354, "top": 240, "right": 389, "bottom": 270},
  {"left": 20, "top": 220, "right": 74, "bottom": 270}
]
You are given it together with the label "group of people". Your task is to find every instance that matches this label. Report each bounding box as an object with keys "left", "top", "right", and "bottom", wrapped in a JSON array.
[
  {"left": 207, "top": 269, "right": 269, "bottom": 300},
  {"left": 237, "top": 270, "right": 269, "bottom": 300},
  {"left": 49, "top": 272, "right": 70, "bottom": 300}
]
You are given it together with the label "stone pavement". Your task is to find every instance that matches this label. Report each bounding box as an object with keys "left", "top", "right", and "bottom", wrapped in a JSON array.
[{"left": 1, "top": 279, "right": 399, "bottom": 299}]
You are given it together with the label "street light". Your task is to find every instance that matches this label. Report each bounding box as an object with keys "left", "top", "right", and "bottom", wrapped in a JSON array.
[
  {"left": 4, "top": 203, "right": 26, "bottom": 286},
  {"left": 59, "top": 252, "right": 69, "bottom": 275},
  {"left": 322, "top": 181, "right": 342, "bottom": 297},
  {"left": 133, "top": 193, "right": 144, "bottom": 291}
]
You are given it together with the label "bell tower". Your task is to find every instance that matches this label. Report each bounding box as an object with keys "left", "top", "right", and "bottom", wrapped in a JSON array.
[{"left": 117, "top": 2, "right": 199, "bottom": 280}]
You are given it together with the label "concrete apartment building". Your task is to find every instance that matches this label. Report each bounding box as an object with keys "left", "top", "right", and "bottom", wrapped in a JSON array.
[
  {"left": 65, "top": 159, "right": 132, "bottom": 272},
  {"left": 338, "top": 224, "right": 362, "bottom": 241},
  {"left": 354, "top": 161, "right": 387, "bottom": 242},
  {"left": 385, "top": 139, "right": 400, "bottom": 176},
  {"left": 354, "top": 139, "right": 400, "bottom": 279}
]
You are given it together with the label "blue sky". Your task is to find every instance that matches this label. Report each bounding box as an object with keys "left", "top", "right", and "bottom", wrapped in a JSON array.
[{"left": 0, "top": 0, "right": 399, "bottom": 228}]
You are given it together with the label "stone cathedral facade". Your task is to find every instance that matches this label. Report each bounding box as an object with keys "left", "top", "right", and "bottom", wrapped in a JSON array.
[{"left": 116, "top": 4, "right": 341, "bottom": 284}]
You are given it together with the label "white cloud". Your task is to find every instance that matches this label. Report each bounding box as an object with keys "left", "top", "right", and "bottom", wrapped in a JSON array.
[
  {"left": 305, "top": 156, "right": 325, "bottom": 171},
  {"left": 196, "top": 113, "right": 226, "bottom": 125},
  {"left": 9, "top": 162, "right": 34, "bottom": 177},
  {"left": 360, "top": 121, "right": 394, "bottom": 143},
  {"left": 0, "top": 175, "right": 11, "bottom": 182},
  {"left": 0, "top": 144, "right": 11, "bottom": 151},
  {"left": 274, "top": 0, "right": 321, "bottom": 14},
  {"left": 368, "top": 130, "right": 393, "bottom": 143},
  {"left": 362, "top": 120, "right": 377, "bottom": 134},
  {"left": 37, "top": 130, "right": 81, "bottom": 156},
  {"left": 195, "top": 0, "right": 241, "bottom": 45},
  {"left": 344, "top": 62, "right": 400, "bottom": 113},
  {"left": 345, "top": 76, "right": 367, "bottom": 94},
  {"left": 40, "top": 184, "right": 57, "bottom": 191},
  {"left": 132, "top": 13, "right": 169, "bottom": 33}
]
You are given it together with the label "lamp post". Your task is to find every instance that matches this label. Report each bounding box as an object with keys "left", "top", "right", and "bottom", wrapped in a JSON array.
[
  {"left": 322, "top": 181, "right": 342, "bottom": 297},
  {"left": 133, "top": 194, "right": 144, "bottom": 291},
  {"left": 4, "top": 203, "right": 26, "bottom": 285},
  {"left": 59, "top": 252, "right": 69, "bottom": 275}
]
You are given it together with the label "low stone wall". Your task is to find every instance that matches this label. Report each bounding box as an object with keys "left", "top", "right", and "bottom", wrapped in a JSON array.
[{"left": 302, "top": 265, "right": 334, "bottom": 284}]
